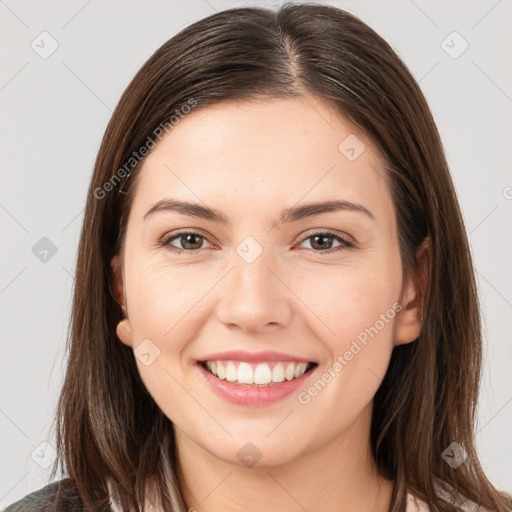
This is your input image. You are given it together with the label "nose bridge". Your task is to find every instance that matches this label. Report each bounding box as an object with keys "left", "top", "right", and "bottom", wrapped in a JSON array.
[
  {"left": 233, "top": 247, "right": 273, "bottom": 298},
  {"left": 215, "top": 238, "right": 292, "bottom": 331}
]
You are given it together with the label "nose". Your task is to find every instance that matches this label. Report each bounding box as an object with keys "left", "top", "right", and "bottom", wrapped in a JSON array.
[{"left": 215, "top": 249, "right": 293, "bottom": 333}]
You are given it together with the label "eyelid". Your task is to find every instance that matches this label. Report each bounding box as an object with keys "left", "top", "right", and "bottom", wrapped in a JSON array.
[
  {"left": 159, "top": 228, "right": 215, "bottom": 250},
  {"left": 158, "top": 227, "right": 356, "bottom": 253},
  {"left": 296, "top": 228, "right": 355, "bottom": 246}
]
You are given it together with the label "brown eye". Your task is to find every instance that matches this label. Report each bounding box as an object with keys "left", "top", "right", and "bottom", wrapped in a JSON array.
[
  {"left": 177, "top": 233, "right": 204, "bottom": 250},
  {"left": 298, "top": 231, "right": 354, "bottom": 253},
  {"left": 160, "top": 231, "right": 212, "bottom": 253}
]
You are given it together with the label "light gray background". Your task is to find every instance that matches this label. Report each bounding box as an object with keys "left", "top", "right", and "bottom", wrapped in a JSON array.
[{"left": 1, "top": 0, "right": 511, "bottom": 507}]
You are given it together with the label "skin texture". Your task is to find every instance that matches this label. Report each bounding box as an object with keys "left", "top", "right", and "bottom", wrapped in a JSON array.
[{"left": 111, "top": 96, "right": 427, "bottom": 512}]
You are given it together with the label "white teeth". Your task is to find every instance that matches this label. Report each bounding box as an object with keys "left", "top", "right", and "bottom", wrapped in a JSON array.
[
  {"left": 254, "top": 363, "right": 272, "bottom": 385},
  {"left": 237, "top": 362, "right": 253, "bottom": 384},
  {"left": 216, "top": 362, "right": 226, "bottom": 379},
  {"left": 225, "top": 362, "right": 238, "bottom": 382},
  {"left": 272, "top": 364, "right": 285, "bottom": 383},
  {"left": 285, "top": 362, "right": 296, "bottom": 381},
  {"left": 203, "top": 360, "right": 312, "bottom": 386},
  {"left": 294, "top": 363, "right": 307, "bottom": 378}
]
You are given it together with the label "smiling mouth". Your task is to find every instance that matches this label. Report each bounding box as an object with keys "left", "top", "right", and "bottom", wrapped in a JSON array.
[{"left": 198, "top": 360, "right": 318, "bottom": 387}]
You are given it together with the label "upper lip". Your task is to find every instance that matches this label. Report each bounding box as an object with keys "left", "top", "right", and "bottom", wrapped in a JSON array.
[{"left": 198, "top": 350, "right": 316, "bottom": 364}]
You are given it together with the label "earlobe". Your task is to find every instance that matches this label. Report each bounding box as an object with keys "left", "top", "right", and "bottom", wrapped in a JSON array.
[
  {"left": 394, "top": 237, "right": 431, "bottom": 346},
  {"left": 116, "top": 318, "right": 134, "bottom": 347},
  {"left": 394, "top": 287, "right": 422, "bottom": 346}
]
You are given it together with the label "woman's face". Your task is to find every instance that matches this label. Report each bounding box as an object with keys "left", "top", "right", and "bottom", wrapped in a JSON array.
[{"left": 112, "top": 96, "right": 422, "bottom": 467}]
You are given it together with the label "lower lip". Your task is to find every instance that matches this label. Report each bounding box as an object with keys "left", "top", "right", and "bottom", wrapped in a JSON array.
[{"left": 196, "top": 362, "right": 317, "bottom": 406}]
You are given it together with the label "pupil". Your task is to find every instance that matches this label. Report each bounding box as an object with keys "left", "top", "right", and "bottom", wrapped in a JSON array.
[
  {"left": 183, "top": 234, "right": 201, "bottom": 249},
  {"left": 312, "top": 235, "right": 332, "bottom": 250}
]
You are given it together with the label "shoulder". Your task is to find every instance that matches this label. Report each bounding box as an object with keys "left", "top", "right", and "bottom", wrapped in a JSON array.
[
  {"left": 406, "top": 479, "right": 491, "bottom": 512},
  {"left": 2, "top": 478, "right": 84, "bottom": 512}
]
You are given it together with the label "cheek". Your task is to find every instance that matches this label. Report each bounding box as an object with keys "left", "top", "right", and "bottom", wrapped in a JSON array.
[
  {"left": 296, "top": 257, "right": 401, "bottom": 343},
  {"left": 296, "top": 254, "right": 402, "bottom": 409},
  {"left": 294, "top": 253, "right": 401, "bottom": 383},
  {"left": 127, "top": 256, "right": 209, "bottom": 344},
  {"left": 123, "top": 259, "right": 203, "bottom": 421}
]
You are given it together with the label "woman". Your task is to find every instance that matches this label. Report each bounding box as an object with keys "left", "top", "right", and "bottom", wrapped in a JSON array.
[{"left": 5, "top": 3, "right": 511, "bottom": 511}]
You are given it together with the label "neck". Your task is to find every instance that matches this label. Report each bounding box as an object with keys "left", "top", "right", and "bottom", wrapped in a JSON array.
[{"left": 173, "top": 404, "right": 394, "bottom": 512}]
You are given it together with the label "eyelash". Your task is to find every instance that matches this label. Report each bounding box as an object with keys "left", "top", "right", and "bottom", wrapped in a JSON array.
[{"left": 157, "top": 229, "right": 355, "bottom": 255}]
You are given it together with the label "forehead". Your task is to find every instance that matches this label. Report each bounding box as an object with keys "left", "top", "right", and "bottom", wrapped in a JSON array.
[{"left": 129, "top": 96, "right": 393, "bottom": 225}]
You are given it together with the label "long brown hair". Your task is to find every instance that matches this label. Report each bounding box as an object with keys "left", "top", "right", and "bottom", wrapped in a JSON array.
[{"left": 46, "top": 3, "right": 511, "bottom": 511}]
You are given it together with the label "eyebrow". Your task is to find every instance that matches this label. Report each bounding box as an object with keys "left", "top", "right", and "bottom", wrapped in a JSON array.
[{"left": 143, "top": 198, "right": 375, "bottom": 224}]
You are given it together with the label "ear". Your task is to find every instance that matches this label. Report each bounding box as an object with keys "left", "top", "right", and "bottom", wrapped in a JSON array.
[
  {"left": 110, "top": 255, "right": 134, "bottom": 347},
  {"left": 110, "top": 255, "right": 125, "bottom": 307},
  {"left": 394, "top": 237, "right": 431, "bottom": 346}
]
